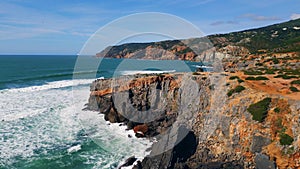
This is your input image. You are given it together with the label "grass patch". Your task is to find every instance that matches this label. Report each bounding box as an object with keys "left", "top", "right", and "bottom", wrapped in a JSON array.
[
  {"left": 246, "top": 76, "right": 269, "bottom": 81},
  {"left": 245, "top": 76, "right": 256, "bottom": 80},
  {"left": 274, "top": 74, "right": 298, "bottom": 79},
  {"left": 227, "top": 85, "right": 246, "bottom": 97},
  {"left": 289, "top": 86, "right": 299, "bottom": 92},
  {"left": 291, "top": 80, "right": 300, "bottom": 85},
  {"left": 244, "top": 70, "right": 264, "bottom": 75},
  {"left": 237, "top": 79, "right": 244, "bottom": 83},
  {"left": 279, "top": 133, "right": 294, "bottom": 145},
  {"left": 229, "top": 76, "right": 244, "bottom": 83},
  {"left": 229, "top": 76, "right": 239, "bottom": 80},
  {"left": 265, "top": 69, "right": 276, "bottom": 74},
  {"left": 275, "top": 118, "right": 283, "bottom": 129},
  {"left": 283, "top": 69, "right": 300, "bottom": 76},
  {"left": 255, "top": 63, "right": 263, "bottom": 66},
  {"left": 247, "top": 97, "right": 271, "bottom": 122},
  {"left": 274, "top": 107, "right": 280, "bottom": 113},
  {"left": 272, "top": 58, "right": 280, "bottom": 64}
]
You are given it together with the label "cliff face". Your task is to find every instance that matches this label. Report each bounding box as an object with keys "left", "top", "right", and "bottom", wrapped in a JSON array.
[
  {"left": 86, "top": 73, "right": 300, "bottom": 169},
  {"left": 96, "top": 19, "right": 300, "bottom": 62}
]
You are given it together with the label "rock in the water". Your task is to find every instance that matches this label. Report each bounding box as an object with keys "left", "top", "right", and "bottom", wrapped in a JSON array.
[
  {"left": 119, "top": 156, "right": 137, "bottom": 169},
  {"left": 135, "top": 132, "right": 145, "bottom": 138},
  {"left": 133, "top": 124, "right": 148, "bottom": 135},
  {"left": 132, "top": 160, "right": 143, "bottom": 169}
]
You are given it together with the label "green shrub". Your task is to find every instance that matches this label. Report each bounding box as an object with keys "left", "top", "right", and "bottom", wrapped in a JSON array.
[
  {"left": 279, "top": 133, "right": 294, "bottom": 145},
  {"left": 274, "top": 74, "right": 297, "bottom": 79},
  {"left": 255, "top": 63, "right": 263, "bottom": 66},
  {"left": 227, "top": 85, "right": 246, "bottom": 97},
  {"left": 245, "top": 76, "right": 256, "bottom": 80},
  {"left": 247, "top": 97, "right": 271, "bottom": 122},
  {"left": 246, "top": 76, "right": 269, "bottom": 80},
  {"left": 272, "top": 58, "right": 279, "bottom": 64},
  {"left": 275, "top": 118, "right": 283, "bottom": 128},
  {"left": 265, "top": 69, "right": 275, "bottom": 74},
  {"left": 274, "top": 107, "right": 280, "bottom": 113},
  {"left": 256, "top": 76, "right": 269, "bottom": 80},
  {"left": 291, "top": 80, "right": 300, "bottom": 85},
  {"left": 237, "top": 79, "right": 244, "bottom": 83},
  {"left": 229, "top": 76, "right": 239, "bottom": 80},
  {"left": 244, "top": 70, "right": 264, "bottom": 75},
  {"left": 283, "top": 69, "right": 300, "bottom": 76},
  {"left": 289, "top": 86, "right": 299, "bottom": 92}
]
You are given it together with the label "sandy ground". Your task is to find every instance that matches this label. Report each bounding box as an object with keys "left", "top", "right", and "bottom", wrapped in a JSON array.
[{"left": 233, "top": 72, "right": 300, "bottom": 100}]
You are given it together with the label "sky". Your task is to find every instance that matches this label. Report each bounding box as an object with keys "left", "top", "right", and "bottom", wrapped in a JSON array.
[{"left": 0, "top": 0, "right": 299, "bottom": 55}]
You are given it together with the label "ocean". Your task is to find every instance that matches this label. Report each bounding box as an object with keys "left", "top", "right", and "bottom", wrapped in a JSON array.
[{"left": 0, "top": 55, "right": 203, "bottom": 169}]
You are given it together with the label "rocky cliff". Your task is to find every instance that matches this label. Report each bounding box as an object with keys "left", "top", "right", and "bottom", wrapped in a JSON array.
[
  {"left": 86, "top": 72, "right": 300, "bottom": 169},
  {"left": 96, "top": 19, "right": 300, "bottom": 62}
]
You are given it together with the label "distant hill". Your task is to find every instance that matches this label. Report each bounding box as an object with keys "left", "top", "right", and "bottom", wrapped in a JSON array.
[
  {"left": 97, "top": 18, "right": 300, "bottom": 60},
  {"left": 209, "top": 18, "right": 300, "bottom": 54}
]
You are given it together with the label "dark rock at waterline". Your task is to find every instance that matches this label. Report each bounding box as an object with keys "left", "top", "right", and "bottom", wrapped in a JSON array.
[
  {"left": 132, "top": 161, "right": 143, "bottom": 169},
  {"left": 118, "top": 156, "right": 137, "bottom": 169},
  {"left": 135, "top": 133, "right": 145, "bottom": 138},
  {"left": 140, "top": 126, "right": 198, "bottom": 169},
  {"left": 196, "top": 67, "right": 204, "bottom": 72}
]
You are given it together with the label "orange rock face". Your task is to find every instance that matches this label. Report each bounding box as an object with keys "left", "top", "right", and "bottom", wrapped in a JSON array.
[{"left": 133, "top": 124, "right": 148, "bottom": 134}]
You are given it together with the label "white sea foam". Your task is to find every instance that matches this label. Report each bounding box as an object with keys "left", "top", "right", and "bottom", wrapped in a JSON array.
[
  {"left": 2, "top": 79, "right": 98, "bottom": 93},
  {"left": 78, "top": 110, "right": 152, "bottom": 169},
  {"left": 0, "top": 79, "right": 152, "bottom": 168},
  {"left": 67, "top": 144, "right": 81, "bottom": 153},
  {"left": 192, "top": 65, "right": 213, "bottom": 69},
  {"left": 121, "top": 70, "right": 176, "bottom": 75}
]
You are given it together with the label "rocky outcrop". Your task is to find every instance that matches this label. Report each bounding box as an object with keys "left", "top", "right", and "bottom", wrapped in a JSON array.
[
  {"left": 119, "top": 156, "right": 137, "bottom": 169},
  {"left": 86, "top": 72, "right": 300, "bottom": 169}
]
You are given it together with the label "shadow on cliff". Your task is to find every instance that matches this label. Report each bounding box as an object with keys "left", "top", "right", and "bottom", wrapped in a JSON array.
[{"left": 136, "top": 126, "right": 198, "bottom": 169}]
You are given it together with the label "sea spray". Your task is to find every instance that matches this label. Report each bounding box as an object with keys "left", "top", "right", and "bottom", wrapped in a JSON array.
[{"left": 0, "top": 79, "right": 151, "bottom": 169}]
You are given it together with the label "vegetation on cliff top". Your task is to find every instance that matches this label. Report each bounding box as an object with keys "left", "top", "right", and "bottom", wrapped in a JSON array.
[
  {"left": 227, "top": 85, "right": 246, "bottom": 97},
  {"left": 245, "top": 76, "right": 269, "bottom": 81},
  {"left": 280, "top": 133, "right": 294, "bottom": 145},
  {"left": 209, "top": 18, "right": 300, "bottom": 54},
  {"left": 97, "top": 19, "right": 300, "bottom": 59},
  {"left": 247, "top": 97, "right": 272, "bottom": 122}
]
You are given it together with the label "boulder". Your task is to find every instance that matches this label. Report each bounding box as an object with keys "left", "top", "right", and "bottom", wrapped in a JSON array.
[
  {"left": 255, "top": 153, "right": 276, "bottom": 169},
  {"left": 118, "top": 156, "right": 137, "bottom": 169},
  {"left": 250, "top": 136, "right": 271, "bottom": 153},
  {"left": 133, "top": 124, "right": 148, "bottom": 135}
]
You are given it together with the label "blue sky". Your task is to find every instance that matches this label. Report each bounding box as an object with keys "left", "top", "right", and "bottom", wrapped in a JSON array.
[{"left": 0, "top": 0, "right": 299, "bottom": 55}]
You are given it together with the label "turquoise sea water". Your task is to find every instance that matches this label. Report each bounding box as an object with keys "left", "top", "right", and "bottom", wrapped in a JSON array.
[{"left": 0, "top": 55, "right": 203, "bottom": 169}]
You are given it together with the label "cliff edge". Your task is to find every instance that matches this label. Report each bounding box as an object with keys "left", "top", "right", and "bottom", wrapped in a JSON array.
[{"left": 86, "top": 72, "right": 300, "bottom": 169}]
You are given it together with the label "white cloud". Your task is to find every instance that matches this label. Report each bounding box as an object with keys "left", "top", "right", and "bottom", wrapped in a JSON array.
[
  {"left": 210, "top": 20, "right": 239, "bottom": 26},
  {"left": 291, "top": 13, "right": 300, "bottom": 20},
  {"left": 0, "top": 2, "right": 109, "bottom": 40},
  {"left": 241, "top": 13, "right": 281, "bottom": 21}
]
